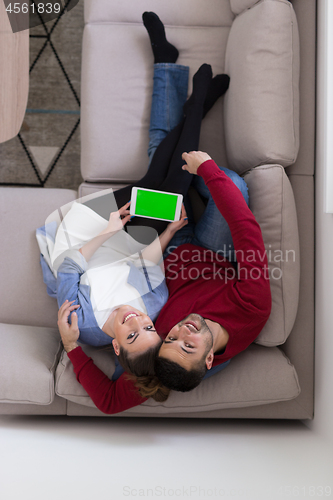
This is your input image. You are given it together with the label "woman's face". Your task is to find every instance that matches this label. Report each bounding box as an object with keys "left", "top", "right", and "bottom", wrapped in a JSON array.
[{"left": 109, "top": 305, "right": 161, "bottom": 355}]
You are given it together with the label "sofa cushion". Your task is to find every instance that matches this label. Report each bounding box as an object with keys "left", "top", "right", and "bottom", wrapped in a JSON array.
[
  {"left": 0, "top": 323, "right": 62, "bottom": 405},
  {"left": 243, "top": 165, "right": 300, "bottom": 345},
  {"left": 81, "top": 19, "right": 231, "bottom": 182},
  {"left": 55, "top": 344, "right": 300, "bottom": 412},
  {"left": 224, "top": 0, "right": 300, "bottom": 174},
  {"left": 0, "top": 187, "right": 77, "bottom": 328}
]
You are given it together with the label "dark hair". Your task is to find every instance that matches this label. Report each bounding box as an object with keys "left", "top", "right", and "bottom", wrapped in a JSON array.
[
  {"left": 117, "top": 339, "right": 162, "bottom": 378},
  {"left": 117, "top": 339, "right": 171, "bottom": 402},
  {"left": 154, "top": 356, "right": 208, "bottom": 392}
]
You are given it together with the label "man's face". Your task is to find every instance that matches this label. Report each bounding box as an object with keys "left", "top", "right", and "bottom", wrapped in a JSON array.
[{"left": 158, "top": 313, "right": 214, "bottom": 371}]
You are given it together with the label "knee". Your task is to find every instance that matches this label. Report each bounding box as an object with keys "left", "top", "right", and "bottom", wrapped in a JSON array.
[{"left": 222, "top": 168, "right": 249, "bottom": 205}]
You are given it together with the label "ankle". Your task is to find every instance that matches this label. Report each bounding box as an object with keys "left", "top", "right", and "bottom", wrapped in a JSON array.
[{"left": 143, "top": 12, "right": 179, "bottom": 64}]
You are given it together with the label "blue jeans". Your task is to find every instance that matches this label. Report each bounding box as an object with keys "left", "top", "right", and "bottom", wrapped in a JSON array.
[
  {"left": 148, "top": 63, "right": 190, "bottom": 163},
  {"left": 148, "top": 64, "right": 249, "bottom": 261}
]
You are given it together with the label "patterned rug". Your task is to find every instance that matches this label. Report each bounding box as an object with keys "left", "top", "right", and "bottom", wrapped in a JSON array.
[{"left": 0, "top": 0, "right": 84, "bottom": 190}]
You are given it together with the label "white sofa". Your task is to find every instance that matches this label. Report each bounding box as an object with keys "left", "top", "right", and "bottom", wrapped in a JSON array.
[{"left": 0, "top": 0, "right": 315, "bottom": 419}]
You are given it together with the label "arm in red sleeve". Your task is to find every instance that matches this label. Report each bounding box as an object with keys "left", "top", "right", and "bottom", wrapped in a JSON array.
[
  {"left": 197, "top": 159, "right": 271, "bottom": 316},
  {"left": 67, "top": 346, "right": 147, "bottom": 414}
]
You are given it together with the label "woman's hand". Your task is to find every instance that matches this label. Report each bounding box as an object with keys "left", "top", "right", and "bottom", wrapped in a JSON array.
[
  {"left": 57, "top": 300, "right": 80, "bottom": 352},
  {"left": 79, "top": 202, "right": 131, "bottom": 262},
  {"left": 167, "top": 204, "right": 188, "bottom": 235},
  {"left": 182, "top": 151, "right": 212, "bottom": 175},
  {"left": 103, "top": 201, "right": 132, "bottom": 236},
  {"left": 142, "top": 204, "right": 188, "bottom": 263}
]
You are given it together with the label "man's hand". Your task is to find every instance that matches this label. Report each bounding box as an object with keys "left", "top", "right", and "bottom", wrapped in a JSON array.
[
  {"left": 167, "top": 204, "right": 188, "bottom": 235},
  {"left": 57, "top": 300, "right": 80, "bottom": 353},
  {"left": 182, "top": 151, "right": 212, "bottom": 175}
]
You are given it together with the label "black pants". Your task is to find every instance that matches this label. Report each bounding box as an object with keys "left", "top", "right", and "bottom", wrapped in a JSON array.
[{"left": 84, "top": 100, "right": 204, "bottom": 240}]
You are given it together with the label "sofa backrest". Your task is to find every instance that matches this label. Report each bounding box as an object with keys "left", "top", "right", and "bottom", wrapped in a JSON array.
[{"left": 224, "top": 0, "right": 300, "bottom": 174}]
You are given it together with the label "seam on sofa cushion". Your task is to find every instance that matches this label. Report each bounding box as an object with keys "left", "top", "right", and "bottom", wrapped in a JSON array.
[
  {"left": 85, "top": 21, "right": 233, "bottom": 29},
  {"left": 279, "top": 347, "right": 301, "bottom": 396}
]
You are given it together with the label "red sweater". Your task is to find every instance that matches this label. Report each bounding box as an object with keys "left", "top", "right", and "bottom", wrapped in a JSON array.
[
  {"left": 68, "top": 347, "right": 147, "bottom": 414},
  {"left": 155, "top": 160, "right": 272, "bottom": 365}
]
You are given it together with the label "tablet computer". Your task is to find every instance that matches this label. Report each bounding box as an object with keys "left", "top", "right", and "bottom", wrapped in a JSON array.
[{"left": 130, "top": 187, "right": 183, "bottom": 222}]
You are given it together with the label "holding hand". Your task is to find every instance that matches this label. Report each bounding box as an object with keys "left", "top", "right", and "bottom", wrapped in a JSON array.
[
  {"left": 57, "top": 300, "right": 80, "bottom": 352},
  {"left": 167, "top": 203, "right": 188, "bottom": 235},
  {"left": 182, "top": 151, "right": 211, "bottom": 175},
  {"left": 79, "top": 202, "right": 131, "bottom": 262}
]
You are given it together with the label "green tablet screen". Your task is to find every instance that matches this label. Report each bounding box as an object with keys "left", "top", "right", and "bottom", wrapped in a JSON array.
[{"left": 135, "top": 189, "right": 178, "bottom": 220}]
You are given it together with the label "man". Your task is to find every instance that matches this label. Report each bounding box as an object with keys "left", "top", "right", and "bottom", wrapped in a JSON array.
[{"left": 154, "top": 150, "right": 272, "bottom": 392}]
